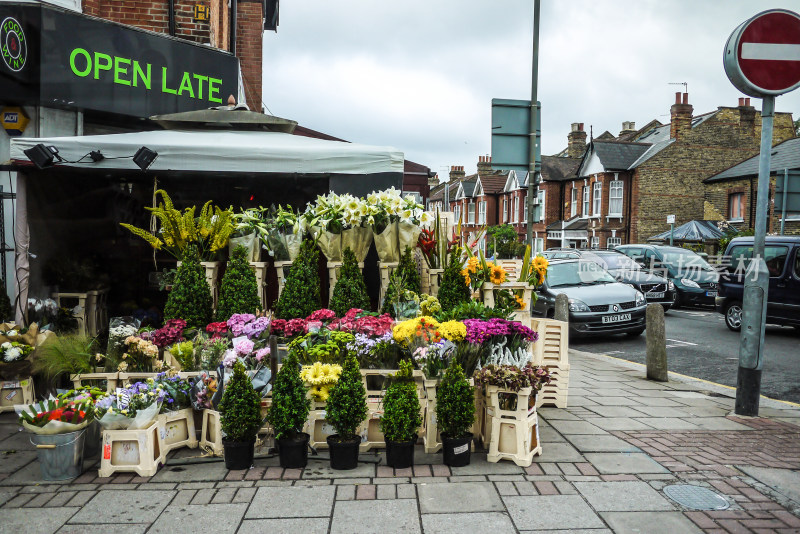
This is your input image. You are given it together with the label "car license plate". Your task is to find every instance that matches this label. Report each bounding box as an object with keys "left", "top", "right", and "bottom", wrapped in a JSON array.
[
  {"left": 706, "top": 291, "right": 717, "bottom": 297},
  {"left": 602, "top": 313, "right": 631, "bottom": 324},
  {"left": 647, "top": 292, "right": 665, "bottom": 299}
]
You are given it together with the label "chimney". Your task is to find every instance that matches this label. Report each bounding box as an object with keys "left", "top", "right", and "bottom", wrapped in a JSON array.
[
  {"left": 449, "top": 165, "right": 465, "bottom": 182},
  {"left": 428, "top": 173, "right": 440, "bottom": 187},
  {"left": 738, "top": 96, "right": 756, "bottom": 136},
  {"left": 670, "top": 92, "right": 693, "bottom": 140},
  {"left": 619, "top": 121, "right": 636, "bottom": 136},
  {"left": 477, "top": 155, "right": 493, "bottom": 175},
  {"left": 567, "top": 123, "right": 587, "bottom": 158}
]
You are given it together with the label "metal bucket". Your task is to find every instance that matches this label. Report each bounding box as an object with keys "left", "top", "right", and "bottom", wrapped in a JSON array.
[{"left": 30, "top": 429, "right": 87, "bottom": 481}]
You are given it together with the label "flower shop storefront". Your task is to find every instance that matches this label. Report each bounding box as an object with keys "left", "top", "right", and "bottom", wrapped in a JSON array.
[{"left": 10, "top": 129, "right": 404, "bottom": 324}]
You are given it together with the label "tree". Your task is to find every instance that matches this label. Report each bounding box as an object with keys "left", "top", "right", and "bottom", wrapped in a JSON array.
[
  {"left": 435, "top": 358, "right": 475, "bottom": 438},
  {"left": 275, "top": 239, "right": 321, "bottom": 319},
  {"left": 379, "top": 360, "right": 422, "bottom": 442},
  {"left": 164, "top": 244, "right": 213, "bottom": 328},
  {"left": 216, "top": 245, "right": 262, "bottom": 321},
  {"left": 486, "top": 225, "right": 524, "bottom": 259},
  {"left": 329, "top": 248, "right": 370, "bottom": 316},
  {"left": 437, "top": 253, "right": 472, "bottom": 312},
  {"left": 794, "top": 117, "right": 800, "bottom": 137}
]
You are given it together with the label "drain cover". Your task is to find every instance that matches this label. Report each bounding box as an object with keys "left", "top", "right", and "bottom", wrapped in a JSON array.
[{"left": 663, "top": 484, "right": 730, "bottom": 510}]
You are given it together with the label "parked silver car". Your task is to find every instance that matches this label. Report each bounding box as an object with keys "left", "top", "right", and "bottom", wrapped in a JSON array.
[{"left": 532, "top": 259, "right": 648, "bottom": 337}]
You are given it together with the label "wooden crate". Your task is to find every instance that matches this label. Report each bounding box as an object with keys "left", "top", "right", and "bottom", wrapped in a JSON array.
[
  {"left": 200, "top": 409, "right": 223, "bottom": 456},
  {"left": 486, "top": 411, "right": 541, "bottom": 467},
  {"left": 70, "top": 372, "right": 119, "bottom": 394},
  {"left": 529, "top": 317, "right": 569, "bottom": 368},
  {"left": 249, "top": 262, "right": 269, "bottom": 311},
  {"left": 157, "top": 408, "right": 198, "bottom": 455},
  {"left": 0, "top": 377, "right": 34, "bottom": 412},
  {"left": 98, "top": 420, "right": 163, "bottom": 477}
]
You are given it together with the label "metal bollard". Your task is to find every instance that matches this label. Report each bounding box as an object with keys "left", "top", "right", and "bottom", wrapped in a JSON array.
[
  {"left": 554, "top": 293, "right": 570, "bottom": 323},
  {"left": 645, "top": 303, "right": 668, "bottom": 381}
]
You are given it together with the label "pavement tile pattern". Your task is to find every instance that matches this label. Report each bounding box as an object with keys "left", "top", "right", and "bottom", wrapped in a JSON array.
[{"left": 1, "top": 351, "right": 798, "bottom": 533}]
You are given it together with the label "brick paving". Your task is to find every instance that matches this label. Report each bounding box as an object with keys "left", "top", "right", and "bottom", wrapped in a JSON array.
[{"left": 0, "top": 350, "right": 798, "bottom": 533}]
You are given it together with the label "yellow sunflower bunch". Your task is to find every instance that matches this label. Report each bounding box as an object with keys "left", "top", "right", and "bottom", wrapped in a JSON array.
[
  {"left": 487, "top": 262, "right": 507, "bottom": 284},
  {"left": 531, "top": 255, "right": 549, "bottom": 286},
  {"left": 514, "top": 294, "right": 526, "bottom": 309},
  {"left": 300, "top": 362, "right": 343, "bottom": 402}
]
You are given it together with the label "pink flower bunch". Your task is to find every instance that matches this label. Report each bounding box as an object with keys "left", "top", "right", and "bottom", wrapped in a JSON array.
[
  {"left": 306, "top": 309, "right": 336, "bottom": 322},
  {"left": 329, "top": 309, "right": 393, "bottom": 336},
  {"left": 234, "top": 338, "right": 255, "bottom": 356},
  {"left": 462, "top": 318, "right": 538, "bottom": 345},
  {"left": 255, "top": 347, "right": 270, "bottom": 362},
  {"left": 284, "top": 318, "right": 307, "bottom": 337},
  {"left": 151, "top": 319, "right": 187, "bottom": 348},
  {"left": 305, "top": 320, "right": 323, "bottom": 333},
  {"left": 227, "top": 314, "right": 257, "bottom": 337}
]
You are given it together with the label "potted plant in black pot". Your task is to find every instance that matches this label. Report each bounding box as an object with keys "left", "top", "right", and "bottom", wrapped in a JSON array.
[
  {"left": 266, "top": 351, "right": 311, "bottom": 468},
  {"left": 218, "top": 360, "right": 262, "bottom": 470},
  {"left": 436, "top": 358, "right": 475, "bottom": 467},
  {"left": 380, "top": 360, "right": 422, "bottom": 469},
  {"left": 325, "top": 352, "right": 367, "bottom": 470}
]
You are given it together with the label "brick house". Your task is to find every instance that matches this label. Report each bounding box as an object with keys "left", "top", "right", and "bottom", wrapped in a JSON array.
[
  {"left": 704, "top": 137, "right": 800, "bottom": 236},
  {"left": 82, "top": 0, "right": 276, "bottom": 112}
]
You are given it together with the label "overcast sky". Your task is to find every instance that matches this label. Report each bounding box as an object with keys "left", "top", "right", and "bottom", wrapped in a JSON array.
[{"left": 262, "top": 1, "right": 800, "bottom": 179}]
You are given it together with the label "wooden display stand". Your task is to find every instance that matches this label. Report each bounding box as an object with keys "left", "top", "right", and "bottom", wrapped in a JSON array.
[
  {"left": 529, "top": 317, "right": 570, "bottom": 408},
  {"left": 98, "top": 420, "right": 163, "bottom": 477},
  {"left": 326, "top": 261, "right": 364, "bottom": 301},
  {"left": 250, "top": 262, "right": 269, "bottom": 310},
  {"left": 119, "top": 372, "right": 159, "bottom": 386},
  {"left": 377, "top": 261, "right": 399, "bottom": 307},
  {"left": 359, "top": 407, "right": 385, "bottom": 452},
  {"left": 428, "top": 268, "right": 444, "bottom": 297},
  {"left": 305, "top": 409, "right": 336, "bottom": 450},
  {"left": 481, "top": 282, "right": 535, "bottom": 323},
  {"left": 200, "top": 409, "right": 223, "bottom": 456},
  {"left": 0, "top": 377, "right": 34, "bottom": 412},
  {"left": 177, "top": 261, "right": 222, "bottom": 308},
  {"left": 51, "top": 292, "right": 91, "bottom": 336},
  {"left": 87, "top": 288, "right": 110, "bottom": 337},
  {"left": 157, "top": 408, "right": 198, "bottom": 455},
  {"left": 273, "top": 261, "right": 293, "bottom": 299},
  {"left": 486, "top": 412, "right": 541, "bottom": 467},
  {"left": 70, "top": 372, "right": 119, "bottom": 394},
  {"left": 422, "top": 379, "right": 440, "bottom": 453}
]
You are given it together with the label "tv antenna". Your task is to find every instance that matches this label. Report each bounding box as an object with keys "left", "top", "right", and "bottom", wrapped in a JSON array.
[{"left": 668, "top": 82, "right": 688, "bottom": 93}]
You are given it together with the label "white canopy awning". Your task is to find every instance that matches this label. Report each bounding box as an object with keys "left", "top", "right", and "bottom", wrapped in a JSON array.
[{"left": 10, "top": 129, "right": 404, "bottom": 175}]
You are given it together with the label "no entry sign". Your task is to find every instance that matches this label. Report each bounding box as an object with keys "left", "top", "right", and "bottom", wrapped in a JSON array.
[{"left": 724, "top": 9, "right": 800, "bottom": 97}]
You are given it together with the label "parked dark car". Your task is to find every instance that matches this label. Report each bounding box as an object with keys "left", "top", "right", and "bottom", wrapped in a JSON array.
[
  {"left": 543, "top": 249, "right": 675, "bottom": 310},
  {"left": 615, "top": 244, "right": 719, "bottom": 307},
  {"left": 532, "top": 258, "right": 647, "bottom": 337},
  {"left": 715, "top": 235, "right": 800, "bottom": 331}
]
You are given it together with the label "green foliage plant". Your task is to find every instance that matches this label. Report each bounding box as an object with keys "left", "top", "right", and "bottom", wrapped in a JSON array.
[
  {"left": 216, "top": 245, "right": 262, "bottom": 321},
  {"left": 435, "top": 358, "right": 475, "bottom": 438},
  {"left": 275, "top": 239, "right": 321, "bottom": 319},
  {"left": 32, "top": 334, "right": 98, "bottom": 382},
  {"left": 435, "top": 300, "right": 513, "bottom": 322},
  {"left": 379, "top": 360, "right": 422, "bottom": 442},
  {"left": 486, "top": 224, "right": 522, "bottom": 259},
  {"left": 381, "top": 246, "right": 421, "bottom": 314},
  {"left": 266, "top": 351, "right": 310, "bottom": 439},
  {"left": 325, "top": 352, "right": 367, "bottom": 441},
  {"left": 437, "top": 253, "right": 472, "bottom": 313},
  {"left": 330, "top": 247, "right": 370, "bottom": 317},
  {"left": 164, "top": 245, "right": 213, "bottom": 329},
  {"left": 218, "top": 360, "right": 262, "bottom": 442}
]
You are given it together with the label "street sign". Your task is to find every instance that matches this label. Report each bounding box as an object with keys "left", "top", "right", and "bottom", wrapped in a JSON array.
[
  {"left": 490, "top": 98, "right": 540, "bottom": 173},
  {"left": 775, "top": 170, "right": 800, "bottom": 212},
  {"left": 666, "top": 215, "right": 676, "bottom": 224},
  {"left": 724, "top": 9, "right": 800, "bottom": 98}
]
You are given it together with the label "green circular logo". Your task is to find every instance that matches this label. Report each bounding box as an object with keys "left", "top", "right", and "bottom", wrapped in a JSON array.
[{"left": 1, "top": 17, "right": 27, "bottom": 73}]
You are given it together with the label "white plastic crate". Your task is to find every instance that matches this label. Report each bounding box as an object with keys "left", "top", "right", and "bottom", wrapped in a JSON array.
[
  {"left": 486, "top": 411, "right": 541, "bottom": 467},
  {"left": 157, "top": 408, "right": 198, "bottom": 455},
  {"left": 536, "top": 364, "right": 569, "bottom": 408},
  {"left": 98, "top": 420, "right": 163, "bottom": 478},
  {"left": 0, "top": 377, "right": 34, "bottom": 412},
  {"left": 199, "top": 409, "right": 223, "bottom": 456},
  {"left": 530, "top": 317, "right": 569, "bottom": 368}
]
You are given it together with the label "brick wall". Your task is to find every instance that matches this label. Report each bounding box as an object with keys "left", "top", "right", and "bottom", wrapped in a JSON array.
[
  {"left": 236, "top": 0, "right": 263, "bottom": 112},
  {"left": 705, "top": 176, "right": 800, "bottom": 236}
]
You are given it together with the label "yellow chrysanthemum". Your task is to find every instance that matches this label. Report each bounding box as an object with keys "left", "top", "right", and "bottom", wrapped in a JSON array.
[
  {"left": 439, "top": 321, "right": 466, "bottom": 342},
  {"left": 489, "top": 264, "right": 506, "bottom": 284}
]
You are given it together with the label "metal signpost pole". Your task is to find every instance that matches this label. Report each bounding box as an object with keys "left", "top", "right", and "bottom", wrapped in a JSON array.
[
  {"left": 781, "top": 169, "right": 788, "bottom": 235},
  {"left": 735, "top": 95, "right": 773, "bottom": 415},
  {"left": 670, "top": 223, "right": 674, "bottom": 246},
  {"left": 525, "top": 0, "right": 540, "bottom": 248}
]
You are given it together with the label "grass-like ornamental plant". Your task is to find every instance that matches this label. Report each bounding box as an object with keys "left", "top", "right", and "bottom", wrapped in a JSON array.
[
  {"left": 164, "top": 244, "right": 213, "bottom": 329},
  {"left": 275, "top": 239, "right": 321, "bottom": 320},
  {"left": 380, "top": 360, "right": 422, "bottom": 442},
  {"left": 266, "top": 351, "right": 310, "bottom": 439},
  {"left": 437, "top": 253, "right": 472, "bottom": 312},
  {"left": 32, "top": 334, "right": 98, "bottom": 382},
  {"left": 218, "top": 360, "right": 262, "bottom": 442},
  {"left": 381, "top": 246, "right": 422, "bottom": 314},
  {"left": 216, "top": 245, "right": 262, "bottom": 321},
  {"left": 325, "top": 352, "right": 367, "bottom": 441},
  {"left": 329, "top": 247, "right": 370, "bottom": 316},
  {"left": 435, "top": 358, "right": 475, "bottom": 438}
]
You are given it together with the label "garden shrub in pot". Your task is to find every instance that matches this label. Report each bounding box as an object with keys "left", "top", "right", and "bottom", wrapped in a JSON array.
[
  {"left": 380, "top": 360, "right": 422, "bottom": 469},
  {"left": 216, "top": 245, "right": 262, "bottom": 321},
  {"left": 266, "top": 351, "right": 311, "bottom": 468},
  {"left": 325, "top": 352, "right": 367, "bottom": 470},
  {"left": 275, "top": 239, "right": 321, "bottom": 320},
  {"left": 435, "top": 358, "right": 475, "bottom": 467},
  {"left": 329, "top": 247, "right": 370, "bottom": 317},
  {"left": 164, "top": 245, "right": 213, "bottom": 329},
  {"left": 218, "top": 360, "right": 262, "bottom": 470}
]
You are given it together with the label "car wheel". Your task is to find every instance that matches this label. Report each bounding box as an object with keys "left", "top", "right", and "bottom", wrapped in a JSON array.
[
  {"left": 626, "top": 328, "right": 645, "bottom": 337},
  {"left": 724, "top": 301, "right": 743, "bottom": 332},
  {"left": 546, "top": 308, "right": 555, "bottom": 319}
]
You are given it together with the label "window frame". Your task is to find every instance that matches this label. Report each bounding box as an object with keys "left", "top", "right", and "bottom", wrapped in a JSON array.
[
  {"left": 609, "top": 180, "right": 623, "bottom": 216},
  {"left": 590, "top": 236, "right": 600, "bottom": 249},
  {"left": 582, "top": 186, "right": 590, "bottom": 217},
  {"left": 468, "top": 202, "right": 475, "bottom": 224},
  {"left": 729, "top": 192, "right": 745, "bottom": 222},
  {"left": 570, "top": 187, "right": 578, "bottom": 217},
  {"left": 592, "top": 181, "right": 602, "bottom": 216},
  {"left": 607, "top": 237, "right": 622, "bottom": 248}
]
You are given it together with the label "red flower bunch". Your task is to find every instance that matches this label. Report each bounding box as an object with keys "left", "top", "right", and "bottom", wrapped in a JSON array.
[
  {"left": 284, "top": 318, "right": 307, "bottom": 337},
  {"left": 329, "top": 309, "right": 393, "bottom": 336},
  {"left": 205, "top": 322, "right": 228, "bottom": 339},
  {"left": 20, "top": 399, "right": 88, "bottom": 428},
  {"left": 151, "top": 319, "right": 187, "bottom": 348},
  {"left": 271, "top": 319, "right": 286, "bottom": 336},
  {"left": 306, "top": 309, "right": 337, "bottom": 323}
]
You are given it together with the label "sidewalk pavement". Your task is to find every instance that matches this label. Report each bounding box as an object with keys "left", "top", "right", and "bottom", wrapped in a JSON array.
[{"left": 1, "top": 350, "right": 799, "bottom": 534}]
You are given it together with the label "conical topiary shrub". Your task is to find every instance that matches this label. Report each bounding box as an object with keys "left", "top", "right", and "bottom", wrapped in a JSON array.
[
  {"left": 164, "top": 244, "right": 213, "bottom": 328},
  {"left": 275, "top": 239, "right": 321, "bottom": 319},
  {"left": 437, "top": 253, "right": 472, "bottom": 312},
  {"left": 381, "top": 246, "right": 421, "bottom": 314},
  {"left": 380, "top": 359, "right": 422, "bottom": 442},
  {"left": 266, "top": 351, "right": 310, "bottom": 439},
  {"left": 326, "top": 352, "right": 367, "bottom": 441},
  {"left": 216, "top": 245, "right": 261, "bottom": 321},
  {"left": 219, "top": 360, "right": 262, "bottom": 442},
  {"left": 329, "top": 248, "right": 370, "bottom": 316}
]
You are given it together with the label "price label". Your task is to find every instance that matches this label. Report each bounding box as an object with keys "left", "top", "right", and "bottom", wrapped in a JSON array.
[
  {"left": 103, "top": 444, "right": 112, "bottom": 460},
  {"left": 4, "top": 390, "right": 16, "bottom": 401},
  {"left": 453, "top": 444, "right": 469, "bottom": 455}
]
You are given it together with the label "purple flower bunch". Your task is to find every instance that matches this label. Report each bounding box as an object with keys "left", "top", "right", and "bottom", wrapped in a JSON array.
[
  {"left": 462, "top": 318, "right": 539, "bottom": 345},
  {"left": 227, "top": 314, "right": 257, "bottom": 337},
  {"left": 242, "top": 316, "right": 271, "bottom": 339}
]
